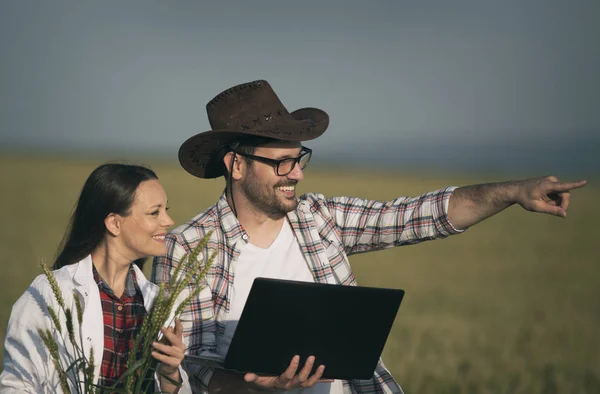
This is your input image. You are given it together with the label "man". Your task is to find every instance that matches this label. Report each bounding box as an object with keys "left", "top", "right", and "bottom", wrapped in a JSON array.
[{"left": 152, "top": 80, "right": 586, "bottom": 393}]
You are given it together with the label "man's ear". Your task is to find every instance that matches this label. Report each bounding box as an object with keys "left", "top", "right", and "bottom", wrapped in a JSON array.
[
  {"left": 104, "top": 213, "right": 121, "bottom": 237},
  {"left": 223, "top": 151, "right": 244, "bottom": 180}
]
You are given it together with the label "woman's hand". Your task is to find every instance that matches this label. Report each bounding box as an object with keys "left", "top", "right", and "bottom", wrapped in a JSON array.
[{"left": 152, "top": 318, "right": 185, "bottom": 392}]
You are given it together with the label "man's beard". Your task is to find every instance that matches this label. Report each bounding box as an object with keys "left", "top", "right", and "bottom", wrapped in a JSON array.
[{"left": 240, "top": 170, "right": 298, "bottom": 218}]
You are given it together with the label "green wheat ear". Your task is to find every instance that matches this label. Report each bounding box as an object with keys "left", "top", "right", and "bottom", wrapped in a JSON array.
[
  {"left": 39, "top": 261, "right": 66, "bottom": 310},
  {"left": 47, "top": 305, "right": 62, "bottom": 334},
  {"left": 38, "top": 328, "right": 71, "bottom": 393},
  {"left": 86, "top": 347, "right": 95, "bottom": 388},
  {"left": 65, "top": 308, "right": 77, "bottom": 347},
  {"left": 173, "top": 249, "right": 217, "bottom": 318},
  {"left": 73, "top": 291, "right": 84, "bottom": 325}
]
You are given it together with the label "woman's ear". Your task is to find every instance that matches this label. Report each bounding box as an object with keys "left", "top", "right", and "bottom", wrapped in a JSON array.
[
  {"left": 104, "top": 213, "right": 121, "bottom": 237},
  {"left": 223, "top": 151, "right": 244, "bottom": 180}
]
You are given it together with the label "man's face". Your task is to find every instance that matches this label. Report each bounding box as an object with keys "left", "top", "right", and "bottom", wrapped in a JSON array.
[{"left": 238, "top": 140, "right": 305, "bottom": 218}]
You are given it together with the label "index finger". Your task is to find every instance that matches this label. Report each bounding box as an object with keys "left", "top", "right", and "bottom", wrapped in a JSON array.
[
  {"left": 278, "top": 355, "right": 301, "bottom": 384},
  {"left": 548, "top": 180, "right": 587, "bottom": 192},
  {"left": 160, "top": 326, "right": 180, "bottom": 346},
  {"left": 174, "top": 317, "right": 183, "bottom": 336}
]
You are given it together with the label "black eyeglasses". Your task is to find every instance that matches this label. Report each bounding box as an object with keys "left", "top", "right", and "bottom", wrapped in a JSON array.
[{"left": 234, "top": 147, "right": 313, "bottom": 176}]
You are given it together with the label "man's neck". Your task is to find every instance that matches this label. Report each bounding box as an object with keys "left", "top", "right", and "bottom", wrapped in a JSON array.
[{"left": 228, "top": 192, "right": 287, "bottom": 249}]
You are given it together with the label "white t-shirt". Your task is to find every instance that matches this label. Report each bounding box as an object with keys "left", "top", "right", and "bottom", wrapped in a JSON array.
[{"left": 217, "top": 220, "right": 344, "bottom": 394}]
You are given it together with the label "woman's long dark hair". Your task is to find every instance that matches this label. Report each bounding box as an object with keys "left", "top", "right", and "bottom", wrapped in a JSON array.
[{"left": 53, "top": 163, "right": 158, "bottom": 270}]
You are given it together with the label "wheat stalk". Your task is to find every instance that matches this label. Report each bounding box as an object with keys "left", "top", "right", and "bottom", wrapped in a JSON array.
[{"left": 123, "top": 232, "right": 215, "bottom": 393}]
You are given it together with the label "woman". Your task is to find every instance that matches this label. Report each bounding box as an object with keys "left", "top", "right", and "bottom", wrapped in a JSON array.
[{"left": 0, "top": 163, "right": 192, "bottom": 393}]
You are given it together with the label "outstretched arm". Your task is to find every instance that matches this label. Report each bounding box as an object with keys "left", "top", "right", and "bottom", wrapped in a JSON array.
[{"left": 447, "top": 176, "right": 587, "bottom": 230}]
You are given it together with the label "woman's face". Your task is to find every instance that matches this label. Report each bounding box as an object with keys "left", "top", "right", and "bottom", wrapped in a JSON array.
[{"left": 118, "top": 179, "right": 174, "bottom": 260}]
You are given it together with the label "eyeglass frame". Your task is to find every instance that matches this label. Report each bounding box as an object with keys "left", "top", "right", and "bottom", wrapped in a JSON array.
[{"left": 233, "top": 146, "right": 313, "bottom": 176}]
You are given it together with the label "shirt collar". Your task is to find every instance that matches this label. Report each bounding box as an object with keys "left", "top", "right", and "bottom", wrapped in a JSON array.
[
  {"left": 92, "top": 264, "right": 139, "bottom": 298},
  {"left": 216, "top": 190, "right": 248, "bottom": 247},
  {"left": 214, "top": 190, "right": 310, "bottom": 244}
]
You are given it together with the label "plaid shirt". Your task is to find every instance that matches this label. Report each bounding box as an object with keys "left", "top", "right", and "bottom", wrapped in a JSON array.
[
  {"left": 93, "top": 265, "right": 146, "bottom": 389},
  {"left": 152, "top": 188, "right": 462, "bottom": 393}
]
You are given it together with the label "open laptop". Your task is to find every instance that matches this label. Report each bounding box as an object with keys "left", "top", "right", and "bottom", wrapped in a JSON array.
[{"left": 185, "top": 277, "right": 404, "bottom": 380}]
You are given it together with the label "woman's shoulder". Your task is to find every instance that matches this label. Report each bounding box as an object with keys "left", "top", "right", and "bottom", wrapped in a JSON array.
[
  {"left": 18, "top": 264, "right": 80, "bottom": 305},
  {"left": 8, "top": 275, "right": 56, "bottom": 323},
  {"left": 51, "top": 263, "right": 79, "bottom": 282}
]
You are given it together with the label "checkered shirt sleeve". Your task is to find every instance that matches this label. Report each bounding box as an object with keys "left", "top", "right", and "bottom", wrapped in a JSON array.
[{"left": 318, "top": 186, "right": 461, "bottom": 255}]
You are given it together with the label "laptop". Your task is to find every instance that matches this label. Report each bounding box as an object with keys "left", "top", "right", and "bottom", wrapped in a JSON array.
[{"left": 185, "top": 277, "right": 404, "bottom": 380}]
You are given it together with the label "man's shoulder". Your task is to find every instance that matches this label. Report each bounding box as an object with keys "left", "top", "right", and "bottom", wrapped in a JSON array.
[
  {"left": 295, "top": 192, "right": 336, "bottom": 219},
  {"left": 296, "top": 192, "right": 379, "bottom": 221},
  {"left": 297, "top": 192, "right": 356, "bottom": 212},
  {"left": 167, "top": 203, "right": 221, "bottom": 242},
  {"left": 298, "top": 192, "right": 329, "bottom": 205}
]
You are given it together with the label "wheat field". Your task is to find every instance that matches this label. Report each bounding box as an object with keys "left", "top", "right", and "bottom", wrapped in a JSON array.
[{"left": 0, "top": 154, "right": 598, "bottom": 393}]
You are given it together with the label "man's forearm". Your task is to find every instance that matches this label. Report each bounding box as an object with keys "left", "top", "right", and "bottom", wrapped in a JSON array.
[{"left": 447, "top": 181, "right": 521, "bottom": 230}]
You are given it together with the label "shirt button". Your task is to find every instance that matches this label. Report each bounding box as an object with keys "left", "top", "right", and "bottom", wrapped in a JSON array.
[{"left": 117, "top": 305, "right": 123, "bottom": 311}]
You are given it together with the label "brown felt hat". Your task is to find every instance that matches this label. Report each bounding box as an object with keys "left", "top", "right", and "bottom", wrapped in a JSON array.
[{"left": 178, "top": 80, "right": 329, "bottom": 178}]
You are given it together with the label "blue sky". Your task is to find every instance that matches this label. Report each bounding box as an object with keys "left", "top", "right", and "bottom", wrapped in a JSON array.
[{"left": 1, "top": 0, "right": 598, "bottom": 175}]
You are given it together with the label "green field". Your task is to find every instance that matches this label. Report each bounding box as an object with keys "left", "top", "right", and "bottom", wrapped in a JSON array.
[{"left": 1, "top": 154, "right": 598, "bottom": 393}]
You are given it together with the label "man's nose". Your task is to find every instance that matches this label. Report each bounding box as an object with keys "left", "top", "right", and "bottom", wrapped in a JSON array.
[{"left": 287, "top": 162, "right": 304, "bottom": 181}]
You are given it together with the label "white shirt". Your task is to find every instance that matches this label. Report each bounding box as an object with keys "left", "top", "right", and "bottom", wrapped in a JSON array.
[{"left": 218, "top": 220, "right": 343, "bottom": 394}]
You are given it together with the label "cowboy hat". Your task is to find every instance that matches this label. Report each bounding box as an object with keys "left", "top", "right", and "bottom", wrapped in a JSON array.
[{"left": 178, "top": 80, "right": 329, "bottom": 178}]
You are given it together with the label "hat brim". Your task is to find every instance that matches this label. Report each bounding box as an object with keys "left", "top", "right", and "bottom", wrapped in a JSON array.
[{"left": 179, "top": 107, "right": 328, "bottom": 178}]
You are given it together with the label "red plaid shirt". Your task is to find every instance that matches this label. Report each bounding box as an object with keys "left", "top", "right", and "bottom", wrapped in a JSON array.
[{"left": 93, "top": 265, "right": 146, "bottom": 389}]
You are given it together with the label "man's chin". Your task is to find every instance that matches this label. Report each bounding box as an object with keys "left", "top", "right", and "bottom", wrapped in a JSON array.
[{"left": 278, "top": 198, "right": 298, "bottom": 213}]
